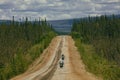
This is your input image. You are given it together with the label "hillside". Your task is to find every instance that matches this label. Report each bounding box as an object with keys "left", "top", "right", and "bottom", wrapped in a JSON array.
[{"left": 48, "top": 19, "right": 74, "bottom": 33}]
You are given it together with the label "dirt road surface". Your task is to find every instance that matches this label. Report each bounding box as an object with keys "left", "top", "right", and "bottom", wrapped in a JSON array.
[{"left": 11, "top": 36, "right": 102, "bottom": 80}]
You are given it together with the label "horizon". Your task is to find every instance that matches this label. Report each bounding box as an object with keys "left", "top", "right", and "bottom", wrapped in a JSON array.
[{"left": 0, "top": 14, "right": 119, "bottom": 21}]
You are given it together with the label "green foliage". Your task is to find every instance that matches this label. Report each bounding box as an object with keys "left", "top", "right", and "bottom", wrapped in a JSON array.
[
  {"left": 74, "top": 38, "right": 120, "bottom": 80},
  {"left": 71, "top": 15, "right": 120, "bottom": 80},
  {"left": 0, "top": 17, "right": 56, "bottom": 79},
  {"left": 71, "top": 15, "right": 120, "bottom": 64}
]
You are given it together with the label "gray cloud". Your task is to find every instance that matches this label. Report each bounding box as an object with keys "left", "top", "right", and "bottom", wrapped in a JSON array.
[
  {"left": 0, "top": 0, "right": 120, "bottom": 20},
  {"left": 0, "top": 2, "right": 15, "bottom": 9}
]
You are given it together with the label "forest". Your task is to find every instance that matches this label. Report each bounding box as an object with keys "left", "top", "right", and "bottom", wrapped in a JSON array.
[
  {"left": 71, "top": 15, "right": 120, "bottom": 80},
  {"left": 0, "top": 17, "right": 56, "bottom": 80}
]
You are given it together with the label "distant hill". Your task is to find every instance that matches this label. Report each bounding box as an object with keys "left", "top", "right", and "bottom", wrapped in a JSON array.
[
  {"left": 48, "top": 14, "right": 120, "bottom": 34},
  {"left": 0, "top": 19, "right": 75, "bottom": 34},
  {"left": 48, "top": 19, "right": 75, "bottom": 34},
  {"left": 48, "top": 18, "right": 81, "bottom": 34},
  {"left": 0, "top": 20, "right": 11, "bottom": 24},
  {"left": 0, "top": 14, "right": 120, "bottom": 34}
]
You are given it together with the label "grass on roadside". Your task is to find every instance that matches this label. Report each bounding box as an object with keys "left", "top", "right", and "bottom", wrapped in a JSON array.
[
  {"left": 74, "top": 38, "right": 120, "bottom": 80},
  {"left": 0, "top": 31, "right": 56, "bottom": 80}
]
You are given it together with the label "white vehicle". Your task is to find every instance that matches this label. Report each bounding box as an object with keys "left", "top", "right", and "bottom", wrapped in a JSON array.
[{"left": 59, "top": 59, "right": 64, "bottom": 68}]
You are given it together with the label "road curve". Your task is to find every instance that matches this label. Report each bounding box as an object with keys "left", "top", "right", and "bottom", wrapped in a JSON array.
[{"left": 11, "top": 36, "right": 102, "bottom": 80}]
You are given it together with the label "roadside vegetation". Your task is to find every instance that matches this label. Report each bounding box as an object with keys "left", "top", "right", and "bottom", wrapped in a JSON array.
[
  {"left": 71, "top": 15, "right": 120, "bottom": 80},
  {"left": 0, "top": 17, "right": 56, "bottom": 80}
]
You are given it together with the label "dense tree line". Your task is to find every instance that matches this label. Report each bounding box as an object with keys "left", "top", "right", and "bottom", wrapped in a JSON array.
[
  {"left": 71, "top": 15, "right": 120, "bottom": 80},
  {"left": 71, "top": 15, "right": 120, "bottom": 65},
  {"left": 0, "top": 17, "right": 56, "bottom": 79}
]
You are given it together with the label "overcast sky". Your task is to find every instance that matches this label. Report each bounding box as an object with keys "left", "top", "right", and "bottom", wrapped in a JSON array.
[{"left": 0, "top": 0, "right": 120, "bottom": 20}]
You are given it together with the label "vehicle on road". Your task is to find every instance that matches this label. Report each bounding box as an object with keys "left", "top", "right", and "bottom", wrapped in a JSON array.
[
  {"left": 59, "top": 59, "right": 64, "bottom": 68},
  {"left": 61, "top": 54, "right": 65, "bottom": 60}
]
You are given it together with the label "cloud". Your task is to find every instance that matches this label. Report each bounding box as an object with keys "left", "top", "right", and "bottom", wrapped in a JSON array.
[
  {"left": 0, "top": 0, "right": 120, "bottom": 20},
  {"left": 0, "top": 2, "right": 15, "bottom": 9}
]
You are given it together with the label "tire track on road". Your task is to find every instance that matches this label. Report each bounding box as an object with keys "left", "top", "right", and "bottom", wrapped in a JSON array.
[{"left": 34, "top": 37, "right": 63, "bottom": 80}]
